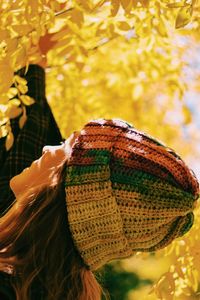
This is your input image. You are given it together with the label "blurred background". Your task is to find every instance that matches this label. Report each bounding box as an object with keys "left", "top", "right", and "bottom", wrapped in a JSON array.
[{"left": 0, "top": 1, "right": 200, "bottom": 299}]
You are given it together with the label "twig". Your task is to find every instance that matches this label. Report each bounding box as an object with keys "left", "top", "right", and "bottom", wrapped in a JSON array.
[{"left": 54, "top": 7, "right": 73, "bottom": 17}]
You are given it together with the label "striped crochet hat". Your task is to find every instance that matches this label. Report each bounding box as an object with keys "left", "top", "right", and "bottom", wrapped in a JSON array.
[{"left": 65, "top": 119, "right": 199, "bottom": 270}]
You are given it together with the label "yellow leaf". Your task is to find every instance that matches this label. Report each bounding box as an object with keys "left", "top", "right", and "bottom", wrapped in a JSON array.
[
  {"left": 19, "top": 112, "right": 27, "bottom": 129},
  {"left": 11, "top": 24, "right": 32, "bottom": 36},
  {"left": 151, "top": 69, "right": 159, "bottom": 79},
  {"left": 20, "top": 95, "right": 35, "bottom": 106},
  {"left": 0, "top": 124, "right": 8, "bottom": 138},
  {"left": 120, "top": 0, "right": 131, "bottom": 9},
  {"left": 31, "top": 30, "right": 40, "bottom": 45},
  {"left": 165, "top": 272, "right": 175, "bottom": 293},
  {"left": 50, "top": 28, "right": 72, "bottom": 41},
  {"left": 111, "top": 0, "right": 120, "bottom": 16},
  {"left": 13, "top": 46, "right": 27, "bottom": 69},
  {"left": 132, "top": 83, "right": 144, "bottom": 100},
  {"left": 135, "top": 22, "right": 151, "bottom": 37},
  {"left": 0, "top": 29, "right": 10, "bottom": 39},
  {"left": 189, "top": 269, "right": 199, "bottom": 292},
  {"left": 28, "top": 50, "right": 43, "bottom": 65},
  {"left": 92, "top": 0, "right": 107, "bottom": 10},
  {"left": 109, "top": 23, "right": 119, "bottom": 38},
  {"left": 76, "top": 61, "right": 84, "bottom": 70},
  {"left": 132, "top": 0, "right": 138, "bottom": 7},
  {"left": 70, "top": 9, "right": 84, "bottom": 27},
  {"left": 140, "top": 0, "right": 150, "bottom": 7},
  {"left": 175, "top": 263, "right": 185, "bottom": 279},
  {"left": 123, "top": 0, "right": 133, "bottom": 12},
  {"left": 7, "top": 87, "right": 18, "bottom": 98},
  {"left": 6, "top": 132, "right": 14, "bottom": 151},
  {"left": 118, "top": 21, "right": 131, "bottom": 31},
  {"left": 9, "top": 99, "right": 21, "bottom": 106},
  {"left": 0, "top": 94, "right": 9, "bottom": 104},
  {"left": 57, "top": 47, "right": 74, "bottom": 58},
  {"left": 53, "top": 37, "right": 72, "bottom": 50},
  {"left": 0, "top": 104, "right": 7, "bottom": 113},
  {"left": 0, "top": 116, "right": 8, "bottom": 126},
  {"left": 182, "top": 105, "right": 192, "bottom": 124},
  {"left": 175, "top": 5, "right": 193, "bottom": 29},
  {"left": 5, "top": 38, "right": 18, "bottom": 53},
  {"left": 14, "top": 75, "right": 27, "bottom": 85},
  {"left": 167, "top": 2, "right": 186, "bottom": 8},
  {"left": 67, "top": 53, "right": 77, "bottom": 63},
  {"left": 154, "top": 277, "right": 165, "bottom": 299},
  {"left": 7, "top": 104, "right": 22, "bottom": 119},
  {"left": 17, "top": 84, "right": 28, "bottom": 94},
  {"left": 79, "top": 46, "right": 88, "bottom": 57},
  {"left": 156, "top": 17, "right": 168, "bottom": 37},
  {"left": 0, "top": 61, "right": 13, "bottom": 94}
]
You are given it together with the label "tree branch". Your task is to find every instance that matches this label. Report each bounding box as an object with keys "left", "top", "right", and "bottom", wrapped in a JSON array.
[{"left": 54, "top": 7, "right": 73, "bottom": 17}]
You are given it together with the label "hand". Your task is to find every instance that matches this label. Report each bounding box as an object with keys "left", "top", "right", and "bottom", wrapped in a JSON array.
[
  {"left": 29, "top": 32, "right": 58, "bottom": 69},
  {"left": 38, "top": 32, "right": 58, "bottom": 57}
]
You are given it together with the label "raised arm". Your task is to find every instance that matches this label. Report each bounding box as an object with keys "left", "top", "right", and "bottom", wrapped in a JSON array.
[
  {"left": 0, "top": 64, "right": 62, "bottom": 216},
  {"left": 0, "top": 33, "right": 62, "bottom": 299}
]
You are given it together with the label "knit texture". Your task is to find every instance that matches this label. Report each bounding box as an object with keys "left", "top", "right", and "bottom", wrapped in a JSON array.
[{"left": 65, "top": 119, "right": 199, "bottom": 271}]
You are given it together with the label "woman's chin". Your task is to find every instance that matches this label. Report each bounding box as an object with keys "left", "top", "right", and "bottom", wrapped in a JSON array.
[{"left": 9, "top": 177, "right": 21, "bottom": 197}]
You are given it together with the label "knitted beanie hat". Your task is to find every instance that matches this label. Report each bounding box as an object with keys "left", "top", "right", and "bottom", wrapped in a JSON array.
[{"left": 64, "top": 119, "right": 199, "bottom": 271}]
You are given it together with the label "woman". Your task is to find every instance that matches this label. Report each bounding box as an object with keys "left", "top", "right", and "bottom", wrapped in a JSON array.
[{"left": 0, "top": 63, "right": 199, "bottom": 299}]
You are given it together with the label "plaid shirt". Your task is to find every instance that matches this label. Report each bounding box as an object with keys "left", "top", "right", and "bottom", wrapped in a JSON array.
[{"left": 0, "top": 64, "right": 62, "bottom": 299}]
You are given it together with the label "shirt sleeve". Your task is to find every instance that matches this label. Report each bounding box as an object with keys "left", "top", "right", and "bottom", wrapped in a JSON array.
[{"left": 0, "top": 64, "right": 62, "bottom": 216}]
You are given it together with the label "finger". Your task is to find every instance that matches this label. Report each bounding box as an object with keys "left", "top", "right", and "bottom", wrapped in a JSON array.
[{"left": 38, "top": 33, "right": 58, "bottom": 55}]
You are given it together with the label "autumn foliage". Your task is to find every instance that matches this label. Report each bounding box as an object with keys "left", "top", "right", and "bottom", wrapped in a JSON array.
[{"left": 0, "top": 0, "right": 200, "bottom": 299}]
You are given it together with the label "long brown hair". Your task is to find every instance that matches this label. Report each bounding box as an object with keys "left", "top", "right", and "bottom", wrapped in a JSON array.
[{"left": 0, "top": 165, "right": 103, "bottom": 300}]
